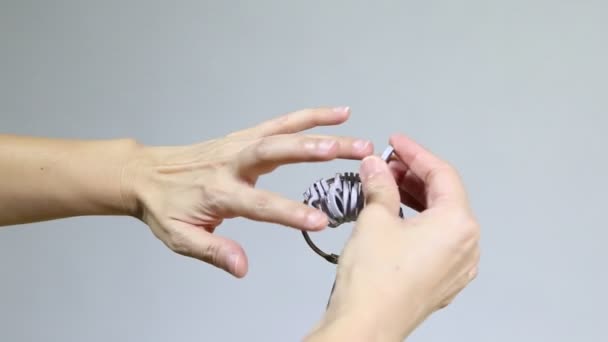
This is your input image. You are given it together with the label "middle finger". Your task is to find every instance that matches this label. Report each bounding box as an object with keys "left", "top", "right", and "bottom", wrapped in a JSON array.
[
  {"left": 235, "top": 134, "right": 373, "bottom": 175},
  {"left": 389, "top": 160, "right": 427, "bottom": 208}
]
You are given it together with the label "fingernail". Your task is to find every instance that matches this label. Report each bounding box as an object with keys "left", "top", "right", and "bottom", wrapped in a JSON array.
[
  {"left": 227, "top": 252, "right": 240, "bottom": 275},
  {"left": 360, "top": 156, "right": 384, "bottom": 180},
  {"left": 318, "top": 140, "right": 336, "bottom": 152},
  {"left": 307, "top": 210, "right": 326, "bottom": 228},
  {"left": 332, "top": 106, "right": 350, "bottom": 114},
  {"left": 353, "top": 139, "right": 370, "bottom": 152}
]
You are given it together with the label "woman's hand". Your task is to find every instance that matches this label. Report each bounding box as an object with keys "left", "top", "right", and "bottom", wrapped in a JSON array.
[
  {"left": 305, "top": 134, "right": 480, "bottom": 341},
  {"left": 125, "top": 107, "right": 374, "bottom": 278}
]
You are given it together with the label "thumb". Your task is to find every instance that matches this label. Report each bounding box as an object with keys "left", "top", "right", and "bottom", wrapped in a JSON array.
[
  {"left": 165, "top": 222, "right": 249, "bottom": 278},
  {"left": 359, "top": 155, "right": 401, "bottom": 214}
]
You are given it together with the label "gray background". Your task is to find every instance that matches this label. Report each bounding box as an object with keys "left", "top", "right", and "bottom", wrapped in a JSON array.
[{"left": 1, "top": 0, "right": 606, "bottom": 341}]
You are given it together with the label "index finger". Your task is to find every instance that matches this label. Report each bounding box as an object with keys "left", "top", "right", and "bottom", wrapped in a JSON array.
[
  {"left": 229, "top": 107, "right": 351, "bottom": 138},
  {"left": 388, "top": 134, "right": 468, "bottom": 208}
]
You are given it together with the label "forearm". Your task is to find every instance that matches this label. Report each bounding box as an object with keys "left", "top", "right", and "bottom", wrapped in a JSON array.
[
  {"left": 304, "top": 315, "right": 393, "bottom": 342},
  {"left": 0, "top": 135, "right": 141, "bottom": 226},
  {"left": 303, "top": 287, "right": 430, "bottom": 342},
  {"left": 304, "top": 309, "right": 416, "bottom": 342}
]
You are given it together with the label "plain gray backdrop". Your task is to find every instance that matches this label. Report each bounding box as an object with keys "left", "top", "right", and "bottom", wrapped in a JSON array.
[{"left": 1, "top": 1, "right": 606, "bottom": 341}]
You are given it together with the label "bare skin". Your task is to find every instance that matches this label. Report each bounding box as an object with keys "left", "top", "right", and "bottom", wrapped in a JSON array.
[
  {"left": 305, "top": 134, "right": 480, "bottom": 341},
  {"left": 0, "top": 106, "right": 374, "bottom": 277},
  {"left": 0, "top": 112, "right": 480, "bottom": 340}
]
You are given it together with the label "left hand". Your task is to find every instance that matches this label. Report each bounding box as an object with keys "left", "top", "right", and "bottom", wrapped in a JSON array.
[{"left": 123, "top": 107, "right": 374, "bottom": 277}]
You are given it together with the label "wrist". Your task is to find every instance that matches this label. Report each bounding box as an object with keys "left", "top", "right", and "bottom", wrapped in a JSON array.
[
  {"left": 117, "top": 139, "right": 151, "bottom": 219},
  {"left": 119, "top": 142, "right": 180, "bottom": 220},
  {"left": 305, "top": 309, "right": 403, "bottom": 342},
  {"left": 305, "top": 283, "right": 428, "bottom": 342}
]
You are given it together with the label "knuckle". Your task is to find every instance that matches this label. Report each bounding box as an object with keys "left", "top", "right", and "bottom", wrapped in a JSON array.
[
  {"left": 470, "top": 249, "right": 481, "bottom": 280},
  {"left": 438, "top": 300, "right": 452, "bottom": 310},
  {"left": 425, "top": 164, "right": 452, "bottom": 185},
  {"left": 448, "top": 209, "right": 480, "bottom": 241},
  {"left": 201, "top": 242, "right": 221, "bottom": 265},
  {"left": 438, "top": 158, "right": 457, "bottom": 172},
  {"left": 463, "top": 218, "right": 481, "bottom": 241},
  {"left": 253, "top": 138, "right": 272, "bottom": 161},
  {"left": 459, "top": 220, "right": 479, "bottom": 242},
  {"left": 299, "top": 137, "right": 317, "bottom": 152},
  {"left": 443, "top": 159, "right": 457, "bottom": 171},
  {"left": 469, "top": 266, "right": 479, "bottom": 281},
  {"left": 252, "top": 193, "right": 271, "bottom": 213},
  {"left": 202, "top": 186, "right": 231, "bottom": 215},
  {"left": 272, "top": 113, "right": 293, "bottom": 133},
  {"left": 205, "top": 193, "right": 222, "bottom": 213}
]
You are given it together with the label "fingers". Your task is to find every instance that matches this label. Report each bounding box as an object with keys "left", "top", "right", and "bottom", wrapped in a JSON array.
[
  {"left": 235, "top": 134, "right": 373, "bottom": 176},
  {"left": 389, "top": 134, "right": 468, "bottom": 208},
  {"left": 389, "top": 160, "right": 426, "bottom": 211},
  {"left": 232, "top": 107, "right": 351, "bottom": 138},
  {"left": 400, "top": 191, "right": 425, "bottom": 212},
  {"left": 359, "top": 155, "right": 401, "bottom": 215},
  {"left": 162, "top": 221, "right": 249, "bottom": 278},
  {"left": 227, "top": 186, "right": 330, "bottom": 231}
]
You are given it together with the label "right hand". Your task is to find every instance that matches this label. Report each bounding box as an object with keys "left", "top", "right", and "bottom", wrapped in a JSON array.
[{"left": 311, "top": 134, "right": 480, "bottom": 341}]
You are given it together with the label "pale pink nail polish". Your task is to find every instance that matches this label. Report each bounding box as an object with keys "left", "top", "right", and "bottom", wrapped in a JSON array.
[
  {"left": 353, "top": 139, "right": 370, "bottom": 151},
  {"left": 332, "top": 106, "right": 350, "bottom": 113},
  {"left": 227, "top": 252, "right": 240, "bottom": 275},
  {"left": 307, "top": 211, "right": 325, "bottom": 228}
]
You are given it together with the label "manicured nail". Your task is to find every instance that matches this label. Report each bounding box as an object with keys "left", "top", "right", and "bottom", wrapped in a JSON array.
[
  {"left": 332, "top": 106, "right": 350, "bottom": 114},
  {"left": 318, "top": 140, "right": 336, "bottom": 152},
  {"left": 360, "top": 156, "right": 385, "bottom": 180},
  {"left": 353, "top": 139, "right": 371, "bottom": 152},
  {"left": 307, "top": 210, "right": 325, "bottom": 228},
  {"left": 227, "top": 252, "right": 240, "bottom": 275}
]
